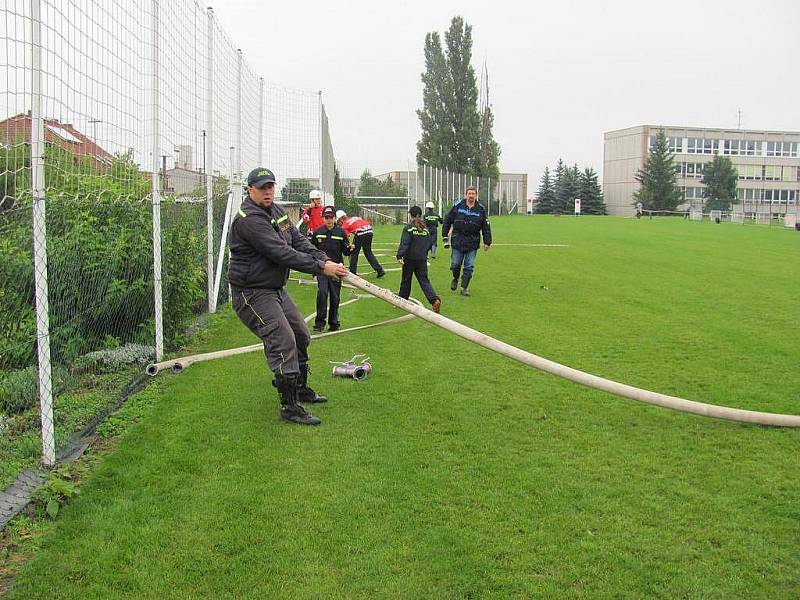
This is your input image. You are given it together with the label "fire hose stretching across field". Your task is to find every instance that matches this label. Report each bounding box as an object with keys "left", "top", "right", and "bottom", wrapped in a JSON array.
[
  {"left": 340, "top": 273, "right": 800, "bottom": 428},
  {"left": 147, "top": 275, "right": 800, "bottom": 427}
]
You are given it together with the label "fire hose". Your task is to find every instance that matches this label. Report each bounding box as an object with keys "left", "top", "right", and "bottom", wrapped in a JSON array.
[{"left": 342, "top": 273, "right": 800, "bottom": 428}]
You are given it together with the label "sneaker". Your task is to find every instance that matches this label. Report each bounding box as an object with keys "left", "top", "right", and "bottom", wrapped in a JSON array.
[
  {"left": 312, "top": 325, "right": 324, "bottom": 333},
  {"left": 431, "top": 298, "right": 441, "bottom": 313},
  {"left": 376, "top": 270, "right": 386, "bottom": 279},
  {"left": 328, "top": 324, "right": 340, "bottom": 332},
  {"left": 280, "top": 403, "right": 321, "bottom": 425},
  {"left": 450, "top": 278, "right": 458, "bottom": 291},
  {"left": 460, "top": 288, "right": 470, "bottom": 297}
]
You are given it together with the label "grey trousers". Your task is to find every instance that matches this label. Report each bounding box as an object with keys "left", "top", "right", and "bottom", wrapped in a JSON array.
[{"left": 231, "top": 287, "right": 310, "bottom": 376}]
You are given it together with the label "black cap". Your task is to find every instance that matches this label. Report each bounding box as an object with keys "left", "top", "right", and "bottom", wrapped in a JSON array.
[
  {"left": 322, "top": 206, "right": 336, "bottom": 218},
  {"left": 408, "top": 205, "right": 422, "bottom": 217},
  {"left": 246, "top": 167, "right": 276, "bottom": 188}
]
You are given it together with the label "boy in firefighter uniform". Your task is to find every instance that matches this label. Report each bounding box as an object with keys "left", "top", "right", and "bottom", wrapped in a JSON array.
[
  {"left": 423, "top": 201, "right": 443, "bottom": 258},
  {"left": 337, "top": 210, "right": 386, "bottom": 277},
  {"left": 311, "top": 206, "right": 351, "bottom": 332}
]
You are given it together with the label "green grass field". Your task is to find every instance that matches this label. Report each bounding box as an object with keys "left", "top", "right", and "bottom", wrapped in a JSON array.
[{"left": 6, "top": 216, "right": 800, "bottom": 598}]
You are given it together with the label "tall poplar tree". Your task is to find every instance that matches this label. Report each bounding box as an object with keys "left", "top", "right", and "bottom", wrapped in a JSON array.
[{"left": 417, "top": 17, "right": 500, "bottom": 179}]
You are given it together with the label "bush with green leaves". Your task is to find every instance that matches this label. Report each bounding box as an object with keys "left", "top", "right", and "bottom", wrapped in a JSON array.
[
  {"left": 29, "top": 469, "right": 79, "bottom": 519},
  {"left": 1, "top": 143, "right": 209, "bottom": 371},
  {"left": 0, "top": 365, "right": 72, "bottom": 415}
]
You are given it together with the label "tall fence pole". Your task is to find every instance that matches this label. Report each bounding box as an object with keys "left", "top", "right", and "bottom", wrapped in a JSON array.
[
  {"left": 206, "top": 6, "right": 215, "bottom": 313},
  {"left": 30, "top": 0, "right": 55, "bottom": 467},
  {"left": 258, "top": 77, "right": 264, "bottom": 165},
  {"left": 151, "top": 0, "right": 164, "bottom": 361},
  {"left": 318, "top": 90, "right": 323, "bottom": 197}
]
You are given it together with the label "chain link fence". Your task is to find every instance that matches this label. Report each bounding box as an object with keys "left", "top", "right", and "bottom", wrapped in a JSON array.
[{"left": 0, "top": 0, "right": 333, "bottom": 481}]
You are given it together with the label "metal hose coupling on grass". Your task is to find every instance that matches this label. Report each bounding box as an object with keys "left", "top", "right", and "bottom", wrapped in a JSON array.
[{"left": 331, "top": 355, "right": 372, "bottom": 381}]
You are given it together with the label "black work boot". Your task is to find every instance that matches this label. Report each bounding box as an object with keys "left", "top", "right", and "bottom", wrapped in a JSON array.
[
  {"left": 460, "top": 273, "right": 472, "bottom": 296},
  {"left": 274, "top": 374, "right": 321, "bottom": 425},
  {"left": 450, "top": 268, "right": 460, "bottom": 291},
  {"left": 298, "top": 364, "right": 328, "bottom": 404}
]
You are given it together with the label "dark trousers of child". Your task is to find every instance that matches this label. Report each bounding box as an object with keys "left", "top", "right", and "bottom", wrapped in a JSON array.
[
  {"left": 349, "top": 232, "right": 384, "bottom": 276},
  {"left": 399, "top": 258, "right": 438, "bottom": 304},
  {"left": 314, "top": 275, "right": 341, "bottom": 330}
]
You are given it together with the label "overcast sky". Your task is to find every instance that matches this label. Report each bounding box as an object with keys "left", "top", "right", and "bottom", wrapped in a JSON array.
[{"left": 213, "top": 0, "right": 800, "bottom": 188}]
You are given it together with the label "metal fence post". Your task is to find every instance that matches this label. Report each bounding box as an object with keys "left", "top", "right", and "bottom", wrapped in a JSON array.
[
  {"left": 151, "top": 0, "right": 164, "bottom": 361},
  {"left": 258, "top": 77, "right": 264, "bottom": 166},
  {"left": 206, "top": 6, "right": 215, "bottom": 313},
  {"left": 30, "top": 0, "right": 55, "bottom": 467},
  {"left": 318, "top": 90, "right": 323, "bottom": 197}
]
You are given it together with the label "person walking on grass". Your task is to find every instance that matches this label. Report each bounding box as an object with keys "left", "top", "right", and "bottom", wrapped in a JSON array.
[
  {"left": 311, "top": 206, "right": 351, "bottom": 333},
  {"left": 442, "top": 185, "right": 491, "bottom": 297},
  {"left": 396, "top": 206, "right": 441, "bottom": 313},
  {"left": 423, "top": 201, "right": 443, "bottom": 259},
  {"left": 228, "top": 167, "right": 348, "bottom": 426},
  {"left": 337, "top": 210, "right": 385, "bottom": 278}
]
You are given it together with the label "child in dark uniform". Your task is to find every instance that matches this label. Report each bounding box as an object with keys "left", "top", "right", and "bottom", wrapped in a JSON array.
[
  {"left": 311, "top": 206, "right": 351, "bottom": 332},
  {"left": 396, "top": 205, "right": 441, "bottom": 313}
]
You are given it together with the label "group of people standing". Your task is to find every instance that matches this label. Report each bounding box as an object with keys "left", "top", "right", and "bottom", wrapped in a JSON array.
[{"left": 228, "top": 167, "right": 492, "bottom": 427}]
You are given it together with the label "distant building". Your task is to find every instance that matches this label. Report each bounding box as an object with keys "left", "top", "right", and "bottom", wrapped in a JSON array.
[
  {"left": 603, "top": 125, "right": 800, "bottom": 216},
  {"left": 0, "top": 113, "right": 114, "bottom": 167},
  {"left": 164, "top": 167, "right": 205, "bottom": 196}
]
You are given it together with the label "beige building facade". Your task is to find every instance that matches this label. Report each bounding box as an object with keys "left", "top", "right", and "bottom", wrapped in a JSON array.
[{"left": 603, "top": 125, "right": 800, "bottom": 216}]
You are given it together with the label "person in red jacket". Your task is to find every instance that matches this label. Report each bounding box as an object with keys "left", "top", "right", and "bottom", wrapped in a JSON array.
[
  {"left": 336, "top": 210, "right": 385, "bottom": 277},
  {"left": 300, "top": 189, "right": 325, "bottom": 239}
]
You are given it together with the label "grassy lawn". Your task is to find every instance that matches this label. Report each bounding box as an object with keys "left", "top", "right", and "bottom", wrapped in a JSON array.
[{"left": 5, "top": 216, "right": 800, "bottom": 598}]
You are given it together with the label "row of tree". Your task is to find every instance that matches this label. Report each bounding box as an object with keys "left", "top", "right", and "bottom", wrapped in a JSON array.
[
  {"left": 534, "top": 160, "right": 607, "bottom": 215},
  {"left": 634, "top": 130, "right": 738, "bottom": 211}
]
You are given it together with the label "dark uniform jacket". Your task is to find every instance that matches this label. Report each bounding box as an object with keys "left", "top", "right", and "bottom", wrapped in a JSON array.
[
  {"left": 424, "top": 210, "right": 442, "bottom": 236},
  {"left": 228, "top": 196, "right": 328, "bottom": 289},
  {"left": 311, "top": 224, "right": 351, "bottom": 264},
  {"left": 396, "top": 222, "right": 433, "bottom": 261},
  {"left": 442, "top": 199, "right": 492, "bottom": 252}
]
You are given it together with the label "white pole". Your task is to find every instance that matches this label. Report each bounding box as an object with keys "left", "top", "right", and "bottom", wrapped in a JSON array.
[
  {"left": 236, "top": 49, "right": 242, "bottom": 187},
  {"left": 318, "top": 90, "right": 323, "bottom": 197},
  {"left": 212, "top": 148, "right": 235, "bottom": 306},
  {"left": 258, "top": 77, "right": 264, "bottom": 166},
  {"left": 151, "top": 0, "right": 164, "bottom": 361},
  {"left": 30, "top": 0, "right": 55, "bottom": 467},
  {"left": 206, "top": 7, "right": 215, "bottom": 313}
]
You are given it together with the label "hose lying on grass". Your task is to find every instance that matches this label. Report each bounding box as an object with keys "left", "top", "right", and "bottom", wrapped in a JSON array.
[
  {"left": 145, "top": 295, "right": 414, "bottom": 376},
  {"left": 342, "top": 273, "right": 800, "bottom": 428}
]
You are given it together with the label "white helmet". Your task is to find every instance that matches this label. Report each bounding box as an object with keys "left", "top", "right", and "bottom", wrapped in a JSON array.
[
  {"left": 309, "top": 189, "right": 322, "bottom": 200},
  {"left": 335, "top": 210, "right": 347, "bottom": 220},
  {"left": 425, "top": 201, "right": 435, "bottom": 209}
]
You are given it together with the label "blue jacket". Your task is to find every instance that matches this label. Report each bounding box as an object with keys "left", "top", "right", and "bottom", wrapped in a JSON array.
[{"left": 442, "top": 199, "right": 492, "bottom": 251}]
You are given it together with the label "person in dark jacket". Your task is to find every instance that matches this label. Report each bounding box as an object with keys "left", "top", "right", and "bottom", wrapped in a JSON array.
[
  {"left": 423, "top": 201, "right": 443, "bottom": 259},
  {"left": 228, "top": 167, "right": 348, "bottom": 426},
  {"left": 396, "top": 206, "right": 441, "bottom": 313},
  {"left": 311, "top": 206, "right": 351, "bottom": 332},
  {"left": 442, "top": 185, "right": 492, "bottom": 297}
]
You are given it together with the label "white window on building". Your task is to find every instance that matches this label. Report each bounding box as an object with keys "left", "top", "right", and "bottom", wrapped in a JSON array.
[
  {"left": 737, "top": 164, "right": 762, "bottom": 180},
  {"left": 766, "top": 141, "right": 798, "bottom": 157},
  {"left": 763, "top": 165, "right": 782, "bottom": 181},
  {"left": 687, "top": 138, "right": 719, "bottom": 154}
]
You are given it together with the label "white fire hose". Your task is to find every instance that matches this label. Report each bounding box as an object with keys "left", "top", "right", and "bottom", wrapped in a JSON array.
[{"left": 342, "top": 273, "right": 800, "bottom": 428}]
